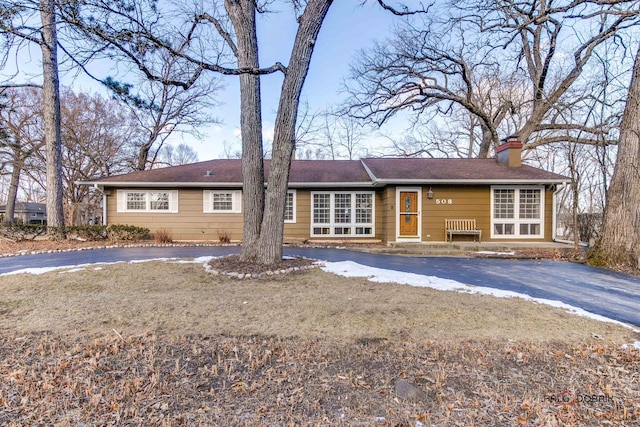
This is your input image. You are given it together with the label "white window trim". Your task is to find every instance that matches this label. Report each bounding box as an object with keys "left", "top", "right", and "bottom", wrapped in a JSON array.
[
  {"left": 490, "top": 185, "right": 544, "bottom": 239},
  {"left": 310, "top": 191, "right": 375, "bottom": 237},
  {"left": 203, "top": 190, "right": 242, "bottom": 213},
  {"left": 284, "top": 190, "right": 297, "bottom": 224},
  {"left": 116, "top": 190, "right": 178, "bottom": 213}
]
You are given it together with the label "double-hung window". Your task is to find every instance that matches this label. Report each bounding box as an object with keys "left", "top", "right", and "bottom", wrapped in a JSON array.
[
  {"left": 284, "top": 190, "right": 296, "bottom": 223},
  {"left": 491, "top": 186, "right": 544, "bottom": 238},
  {"left": 203, "top": 190, "right": 242, "bottom": 213},
  {"left": 311, "top": 191, "right": 374, "bottom": 237},
  {"left": 117, "top": 190, "right": 178, "bottom": 213}
]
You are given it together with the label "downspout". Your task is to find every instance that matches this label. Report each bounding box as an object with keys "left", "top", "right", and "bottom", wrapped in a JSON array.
[
  {"left": 102, "top": 192, "right": 107, "bottom": 226},
  {"left": 94, "top": 184, "right": 107, "bottom": 226},
  {"left": 552, "top": 182, "right": 575, "bottom": 244}
]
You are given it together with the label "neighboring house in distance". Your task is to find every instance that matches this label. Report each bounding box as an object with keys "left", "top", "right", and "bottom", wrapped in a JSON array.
[
  {"left": 80, "top": 138, "right": 570, "bottom": 244},
  {"left": 0, "top": 202, "right": 47, "bottom": 225}
]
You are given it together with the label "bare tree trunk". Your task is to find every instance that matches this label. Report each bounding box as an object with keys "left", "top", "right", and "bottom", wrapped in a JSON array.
[
  {"left": 255, "top": 0, "right": 332, "bottom": 264},
  {"left": 40, "top": 0, "right": 65, "bottom": 228},
  {"left": 590, "top": 43, "right": 640, "bottom": 271},
  {"left": 226, "top": 0, "right": 265, "bottom": 262},
  {"left": 478, "top": 123, "right": 495, "bottom": 158},
  {"left": 568, "top": 143, "right": 580, "bottom": 249},
  {"left": 4, "top": 162, "right": 21, "bottom": 224},
  {"left": 136, "top": 141, "right": 153, "bottom": 171}
]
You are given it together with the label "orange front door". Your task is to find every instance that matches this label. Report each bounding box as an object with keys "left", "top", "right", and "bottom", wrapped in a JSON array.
[{"left": 399, "top": 191, "right": 419, "bottom": 236}]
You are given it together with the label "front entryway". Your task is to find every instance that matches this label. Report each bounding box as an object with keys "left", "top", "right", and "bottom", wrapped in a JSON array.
[{"left": 396, "top": 188, "right": 421, "bottom": 241}]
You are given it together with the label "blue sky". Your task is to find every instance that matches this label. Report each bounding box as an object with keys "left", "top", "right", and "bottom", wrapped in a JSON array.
[
  {"left": 1, "top": 1, "right": 413, "bottom": 160},
  {"left": 174, "top": 1, "right": 408, "bottom": 159}
]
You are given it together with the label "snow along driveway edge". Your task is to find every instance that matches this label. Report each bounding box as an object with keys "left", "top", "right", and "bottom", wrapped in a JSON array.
[
  {"left": 2, "top": 256, "right": 638, "bottom": 342},
  {"left": 320, "top": 260, "right": 640, "bottom": 334}
]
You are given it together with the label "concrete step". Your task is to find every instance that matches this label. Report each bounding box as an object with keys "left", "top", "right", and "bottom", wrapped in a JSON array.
[{"left": 389, "top": 242, "right": 456, "bottom": 249}]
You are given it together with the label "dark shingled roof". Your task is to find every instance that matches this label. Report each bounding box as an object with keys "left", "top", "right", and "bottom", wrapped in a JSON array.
[
  {"left": 85, "top": 158, "right": 568, "bottom": 186},
  {"left": 362, "top": 158, "right": 567, "bottom": 182},
  {"left": 0, "top": 202, "right": 46, "bottom": 213}
]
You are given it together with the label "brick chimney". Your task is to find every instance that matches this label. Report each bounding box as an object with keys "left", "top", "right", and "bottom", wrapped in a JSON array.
[{"left": 496, "top": 135, "right": 522, "bottom": 167}]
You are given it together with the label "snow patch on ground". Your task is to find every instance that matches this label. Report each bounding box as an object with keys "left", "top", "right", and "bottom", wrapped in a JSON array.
[
  {"left": 475, "top": 251, "right": 516, "bottom": 256},
  {"left": 61, "top": 268, "right": 86, "bottom": 274},
  {"left": 0, "top": 258, "right": 172, "bottom": 276},
  {"left": 322, "top": 260, "right": 638, "bottom": 331},
  {"left": 2, "top": 256, "right": 216, "bottom": 276},
  {"left": 621, "top": 341, "right": 640, "bottom": 350},
  {"left": 173, "top": 256, "right": 216, "bottom": 264},
  {"left": 2, "top": 266, "right": 64, "bottom": 276},
  {"left": 129, "top": 258, "right": 176, "bottom": 264}
]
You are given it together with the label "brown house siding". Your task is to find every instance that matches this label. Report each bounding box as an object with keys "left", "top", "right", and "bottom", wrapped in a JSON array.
[
  {"left": 106, "top": 188, "right": 244, "bottom": 241},
  {"left": 421, "top": 185, "right": 491, "bottom": 242},
  {"left": 283, "top": 190, "right": 310, "bottom": 239},
  {"left": 382, "top": 186, "right": 396, "bottom": 243},
  {"left": 104, "top": 184, "right": 557, "bottom": 243},
  {"left": 394, "top": 185, "right": 555, "bottom": 243}
]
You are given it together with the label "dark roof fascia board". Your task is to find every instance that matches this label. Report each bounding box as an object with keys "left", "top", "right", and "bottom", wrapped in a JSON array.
[
  {"left": 79, "top": 181, "right": 244, "bottom": 188},
  {"left": 80, "top": 181, "right": 377, "bottom": 188},
  {"left": 286, "top": 182, "right": 376, "bottom": 188},
  {"left": 373, "top": 178, "right": 570, "bottom": 185}
]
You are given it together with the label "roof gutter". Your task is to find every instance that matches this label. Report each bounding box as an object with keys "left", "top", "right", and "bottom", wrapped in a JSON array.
[
  {"left": 77, "top": 181, "right": 377, "bottom": 188},
  {"left": 78, "top": 178, "right": 569, "bottom": 188},
  {"left": 552, "top": 182, "right": 567, "bottom": 243},
  {"left": 372, "top": 178, "right": 571, "bottom": 185}
]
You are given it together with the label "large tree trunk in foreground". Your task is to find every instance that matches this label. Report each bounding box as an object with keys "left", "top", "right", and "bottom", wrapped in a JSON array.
[
  {"left": 254, "top": 0, "right": 333, "bottom": 264},
  {"left": 226, "top": 0, "right": 265, "bottom": 263},
  {"left": 4, "top": 162, "right": 21, "bottom": 224},
  {"left": 590, "top": 43, "right": 640, "bottom": 271},
  {"left": 40, "top": 0, "right": 65, "bottom": 228}
]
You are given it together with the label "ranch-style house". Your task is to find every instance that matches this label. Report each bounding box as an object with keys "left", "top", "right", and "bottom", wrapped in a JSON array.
[{"left": 81, "top": 138, "right": 570, "bottom": 244}]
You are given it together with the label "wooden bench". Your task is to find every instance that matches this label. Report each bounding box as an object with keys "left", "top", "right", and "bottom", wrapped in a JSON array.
[{"left": 445, "top": 219, "right": 482, "bottom": 242}]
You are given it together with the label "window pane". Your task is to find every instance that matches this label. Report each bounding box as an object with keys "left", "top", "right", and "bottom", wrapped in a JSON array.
[
  {"left": 355, "top": 193, "right": 372, "bottom": 224},
  {"left": 520, "top": 223, "right": 540, "bottom": 235},
  {"left": 334, "top": 227, "right": 351, "bottom": 235},
  {"left": 150, "top": 192, "right": 169, "bottom": 211},
  {"left": 313, "top": 194, "right": 330, "bottom": 223},
  {"left": 356, "top": 227, "right": 372, "bottom": 235},
  {"left": 494, "top": 223, "right": 503, "bottom": 235},
  {"left": 334, "top": 193, "right": 352, "bottom": 223},
  {"left": 494, "top": 223, "right": 515, "bottom": 235},
  {"left": 494, "top": 189, "right": 514, "bottom": 219},
  {"left": 127, "top": 192, "right": 146, "bottom": 210},
  {"left": 213, "top": 193, "right": 233, "bottom": 211},
  {"left": 284, "top": 192, "right": 294, "bottom": 221},
  {"left": 519, "top": 189, "right": 541, "bottom": 219}
]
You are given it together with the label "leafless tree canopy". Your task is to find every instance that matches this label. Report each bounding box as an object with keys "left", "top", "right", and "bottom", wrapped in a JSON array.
[
  {"left": 347, "top": 0, "right": 638, "bottom": 158},
  {"left": 0, "top": 87, "right": 145, "bottom": 225}
]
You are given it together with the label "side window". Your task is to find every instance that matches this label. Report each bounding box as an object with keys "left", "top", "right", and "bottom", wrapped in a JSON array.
[{"left": 203, "top": 190, "right": 242, "bottom": 213}]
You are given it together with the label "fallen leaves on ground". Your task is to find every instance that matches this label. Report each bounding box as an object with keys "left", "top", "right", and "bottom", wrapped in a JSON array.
[{"left": 1, "top": 333, "right": 638, "bottom": 426}]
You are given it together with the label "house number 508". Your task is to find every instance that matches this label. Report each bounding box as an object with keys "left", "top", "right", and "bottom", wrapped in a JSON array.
[{"left": 436, "top": 199, "right": 453, "bottom": 204}]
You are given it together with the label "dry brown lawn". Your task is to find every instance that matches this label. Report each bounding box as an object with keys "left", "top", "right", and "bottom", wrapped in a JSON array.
[
  {"left": 0, "top": 261, "right": 634, "bottom": 343},
  {"left": 1, "top": 260, "right": 639, "bottom": 426}
]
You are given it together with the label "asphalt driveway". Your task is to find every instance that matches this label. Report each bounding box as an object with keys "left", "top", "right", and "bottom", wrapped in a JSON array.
[{"left": 1, "top": 246, "right": 639, "bottom": 327}]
